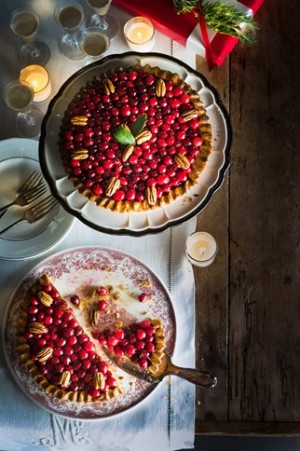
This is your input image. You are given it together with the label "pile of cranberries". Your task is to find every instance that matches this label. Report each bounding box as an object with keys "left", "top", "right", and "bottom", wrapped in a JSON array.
[
  {"left": 60, "top": 68, "right": 204, "bottom": 204},
  {"left": 25, "top": 282, "right": 117, "bottom": 399},
  {"left": 94, "top": 319, "right": 157, "bottom": 370}
]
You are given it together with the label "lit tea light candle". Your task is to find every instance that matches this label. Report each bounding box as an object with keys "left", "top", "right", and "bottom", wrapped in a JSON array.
[
  {"left": 124, "top": 16, "right": 155, "bottom": 52},
  {"left": 185, "top": 232, "right": 218, "bottom": 267},
  {"left": 19, "top": 65, "right": 51, "bottom": 102}
]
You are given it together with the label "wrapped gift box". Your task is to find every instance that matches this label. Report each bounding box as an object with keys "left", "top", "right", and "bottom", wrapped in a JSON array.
[{"left": 115, "top": 0, "right": 264, "bottom": 66}]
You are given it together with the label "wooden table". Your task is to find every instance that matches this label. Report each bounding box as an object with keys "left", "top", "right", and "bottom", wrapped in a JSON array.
[
  {"left": 0, "top": 0, "right": 299, "bottom": 441},
  {"left": 194, "top": 0, "right": 300, "bottom": 435}
]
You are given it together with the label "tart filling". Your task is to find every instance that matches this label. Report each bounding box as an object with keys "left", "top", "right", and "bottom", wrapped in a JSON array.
[
  {"left": 59, "top": 64, "right": 212, "bottom": 212},
  {"left": 94, "top": 318, "right": 165, "bottom": 376}
]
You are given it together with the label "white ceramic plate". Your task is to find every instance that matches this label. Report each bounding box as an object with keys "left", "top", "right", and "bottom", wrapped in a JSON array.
[
  {"left": 40, "top": 52, "right": 231, "bottom": 235},
  {"left": 0, "top": 138, "right": 75, "bottom": 260},
  {"left": 3, "top": 246, "right": 176, "bottom": 419}
]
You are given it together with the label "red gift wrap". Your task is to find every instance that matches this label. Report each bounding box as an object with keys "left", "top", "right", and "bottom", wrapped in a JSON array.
[{"left": 115, "top": 0, "right": 265, "bottom": 66}]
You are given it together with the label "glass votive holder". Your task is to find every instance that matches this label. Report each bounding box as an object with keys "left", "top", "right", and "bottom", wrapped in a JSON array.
[
  {"left": 185, "top": 232, "right": 218, "bottom": 268},
  {"left": 19, "top": 65, "right": 52, "bottom": 103},
  {"left": 124, "top": 16, "right": 155, "bottom": 52}
]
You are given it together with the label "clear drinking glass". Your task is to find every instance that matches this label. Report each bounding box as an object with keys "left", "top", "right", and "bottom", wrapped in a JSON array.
[
  {"left": 3, "top": 80, "right": 43, "bottom": 139},
  {"left": 86, "top": 0, "right": 119, "bottom": 39},
  {"left": 54, "top": 0, "right": 86, "bottom": 60},
  {"left": 79, "top": 27, "right": 110, "bottom": 61},
  {"left": 10, "top": 8, "right": 50, "bottom": 65}
]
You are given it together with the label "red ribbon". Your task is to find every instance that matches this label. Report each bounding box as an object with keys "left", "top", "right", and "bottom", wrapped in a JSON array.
[{"left": 197, "top": 3, "right": 215, "bottom": 71}]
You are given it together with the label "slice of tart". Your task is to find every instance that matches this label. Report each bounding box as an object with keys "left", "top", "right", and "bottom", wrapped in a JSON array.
[
  {"left": 16, "top": 274, "right": 122, "bottom": 403},
  {"left": 94, "top": 318, "right": 165, "bottom": 376}
]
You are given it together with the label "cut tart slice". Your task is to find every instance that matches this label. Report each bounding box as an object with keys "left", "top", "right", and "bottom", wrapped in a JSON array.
[
  {"left": 16, "top": 274, "right": 122, "bottom": 403},
  {"left": 94, "top": 318, "right": 166, "bottom": 376}
]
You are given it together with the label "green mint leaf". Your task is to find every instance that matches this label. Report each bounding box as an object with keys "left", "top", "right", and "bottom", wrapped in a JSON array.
[
  {"left": 113, "top": 125, "right": 136, "bottom": 146},
  {"left": 130, "top": 115, "right": 147, "bottom": 137}
]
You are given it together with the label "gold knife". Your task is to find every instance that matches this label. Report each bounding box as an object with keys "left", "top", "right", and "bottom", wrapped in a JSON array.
[{"left": 103, "top": 346, "right": 217, "bottom": 388}]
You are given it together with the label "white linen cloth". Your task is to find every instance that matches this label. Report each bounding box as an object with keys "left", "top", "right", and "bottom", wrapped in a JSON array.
[
  {"left": 0, "top": 219, "right": 196, "bottom": 451},
  {"left": 0, "top": 4, "right": 198, "bottom": 450}
]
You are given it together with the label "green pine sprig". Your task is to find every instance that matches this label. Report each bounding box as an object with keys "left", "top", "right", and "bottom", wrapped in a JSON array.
[
  {"left": 202, "top": 2, "right": 257, "bottom": 43},
  {"left": 173, "top": 0, "right": 258, "bottom": 43}
]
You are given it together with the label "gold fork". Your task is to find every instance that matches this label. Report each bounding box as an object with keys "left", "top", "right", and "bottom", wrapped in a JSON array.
[
  {"left": 0, "top": 171, "right": 46, "bottom": 214},
  {"left": 0, "top": 195, "right": 59, "bottom": 235}
]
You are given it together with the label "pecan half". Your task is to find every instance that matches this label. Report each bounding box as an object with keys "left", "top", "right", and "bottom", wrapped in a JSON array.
[
  {"left": 59, "top": 370, "right": 71, "bottom": 388},
  {"left": 135, "top": 130, "right": 152, "bottom": 145},
  {"left": 93, "top": 372, "right": 105, "bottom": 390},
  {"left": 102, "top": 78, "right": 115, "bottom": 95},
  {"left": 37, "top": 290, "right": 53, "bottom": 307},
  {"left": 90, "top": 309, "right": 99, "bottom": 326},
  {"left": 70, "top": 115, "right": 88, "bottom": 126},
  {"left": 181, "top": 109, "right": 199, "bottom": 122},
  {"left": 155, "top": 78, "right": 166, "bottom": 97},
  {"left": 119, "top": 124, "right": 131, "bottom": 133},
  {"left": 37, "top": 347, "right": 53, "bottom": 362},
  {"left": 71, "top": 149, "right": 89, "bottom": 160},
  {"left": 146, "top": 186, "right": 157, "bottom": 206},
  {"left": 175, "top": 153, "right": 190, "bottom": 169},
  {"left": 105, "top": 177, "right": 120, "bottom": 197},
  {"left": 122, "top": 145, "right": 134, "bottom": 162},
  {"left": 28, "top": 322, "right": 47, "bottom": 334}
]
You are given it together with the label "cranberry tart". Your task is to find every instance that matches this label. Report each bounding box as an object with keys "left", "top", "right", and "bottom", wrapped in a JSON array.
[
  {"left": 16, "top": 274, "right": 166, "bottom": 403},
  {"left": 59, "top": 64, "right": 212, "bottom": 212}
]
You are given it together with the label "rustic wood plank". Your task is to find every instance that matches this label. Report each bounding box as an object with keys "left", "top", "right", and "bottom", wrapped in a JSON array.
[
  {"left": 194, "top": 59, "right": 230, "bottom": 422},
  {"left": 228, "top": 0, "right": 300, "bottom": 423},
  {"left": 195, "top": 0, "right": 300, "bottom": 432}
]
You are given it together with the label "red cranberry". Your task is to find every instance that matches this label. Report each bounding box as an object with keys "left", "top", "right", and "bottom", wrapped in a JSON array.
[
  {"left": 107, "top": 376, "right": 117, "bottom": 388},
  {"left": 114, "top": 346, "right": 124, "bottom": 357},
  {"left": 42, "top": 283, "right": 52, "bottom": 293},
  {"left": 83, "top": 341, "right": 94, "bottom": 352},
  {"left": 90, "top": 389, "right": 100, "bottom": 398},
  {"left": 146, "top": 326, "right": 156, "bottom": 336},
  {"left": 138, "top": 293, "right": 148, "bottom": 303},
  {"left": 193, "top": 137, "right": 203, "bottom": 147},
  {"left": 92, "top": 185, "right": 103, "bottom": 196},
  {"left": 114, "top": 329, "right": 124, "bottom": 340},
  {"left": 107, "top": 336, "right": 119, "bottom": 348},
  {"left": 79, "top": 350, "right": 88, "bottom": 360},
  {"left": 96, "top": 285, "right": 109, "bottom": 296},
  {"left": 98, "top": 336, "right": 107, "bottom": 345},
  {"left": 135, "top": 341, "right": 145, "bottom": 350},
  {"left": 44, "top": 316, "right": 53, "bottom": 326},
  {"left": 70, "top": 294, "right": 80, "bottom": 307},
  {"left": 98, "top": 361, "right": 108, "bottom": 374},
  {"left": 139, "top": 358, "right": 149, "bottom": 369},
  {"left": 98, "top": 300, "right": 107, "bottom": 311},
  {"left": 146, "top": 342, "right": 155, "bottom": 353},
  {"left": 125, "top": 344, "right": 136, "bottom": 357},
  {"left": 28, "top": 305, "right": 39, "bottom": 315}
]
